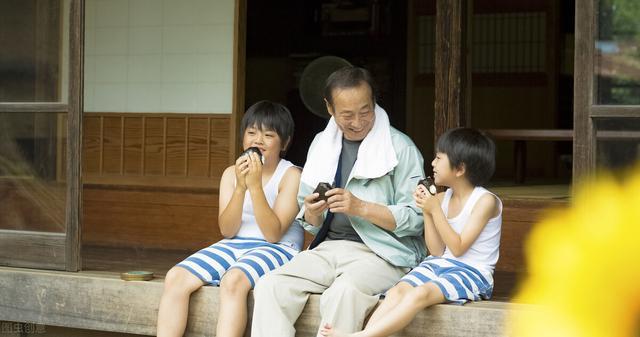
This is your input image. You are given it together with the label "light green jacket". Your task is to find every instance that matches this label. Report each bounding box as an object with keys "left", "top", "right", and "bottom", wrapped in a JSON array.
[{"left": 296, "top": 127, "right": 427, "bottom": 268}]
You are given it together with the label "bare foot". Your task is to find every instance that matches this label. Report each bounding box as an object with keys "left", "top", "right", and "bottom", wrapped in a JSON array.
[{"left": 319, "top": 323, "right": 352, "bottom": 337}]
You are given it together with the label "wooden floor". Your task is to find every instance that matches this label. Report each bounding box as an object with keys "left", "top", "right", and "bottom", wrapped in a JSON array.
[
  {"left": 82, "top": 245, "right": 191, "bottom": 276},
  {"left": 82, "top": 245, "right": 520, "bottom": 301},
  {"left": 490, "top": 183, "right": 570, "bottom": 200}
]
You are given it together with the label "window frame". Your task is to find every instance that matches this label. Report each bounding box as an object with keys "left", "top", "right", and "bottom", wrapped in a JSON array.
[{"left": 574, "top": 0, "right": 640, "bottom": 178}]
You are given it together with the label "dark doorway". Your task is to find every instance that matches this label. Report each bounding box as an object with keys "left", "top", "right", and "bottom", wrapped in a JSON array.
[
  {"left": 244, "top": 0, "right": 408, "bottom": 167},
  {"left": 469, "top": 0, "right": 575, "bottom": 187}
]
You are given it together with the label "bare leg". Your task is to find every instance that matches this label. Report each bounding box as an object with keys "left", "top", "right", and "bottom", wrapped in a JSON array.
[
  {"left": 319, "top": 283, "right": 445, "bottom": 337},
  {"left": 216, "top": 269, "right": 252, "bottom": 337},
  {"left": 156, "top": 266, "right": 205, "bottom": 337},
  {"left": 364, "top": 282, "right": 413, "bottom": 328}
]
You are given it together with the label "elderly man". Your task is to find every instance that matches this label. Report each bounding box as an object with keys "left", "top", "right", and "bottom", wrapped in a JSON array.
[{"left": 251, "top": 66, "right": 426, "bottom": 336}]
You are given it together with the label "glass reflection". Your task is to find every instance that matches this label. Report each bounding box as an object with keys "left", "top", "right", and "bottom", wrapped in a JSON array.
[
  {"left": 0, "top": 0, "right": 69, "bottom": 102},
  {"left": 596, "top": 118, "right": 640, "bottom": 172},
  {"left": 595, "top": 0, "right": 640, "bottom": 105},
  {"left": 0, "top": 113, "right": 67, "bottom": 232}
]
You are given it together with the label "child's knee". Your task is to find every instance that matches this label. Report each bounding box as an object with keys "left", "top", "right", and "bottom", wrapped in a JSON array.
[
  {"left": 163, "top": 266, "right": 185, "bottom": 289},
  {"left": 163, "top": 266, "right": 201, "bottom": 294},
  {"left": 385, "top": 282, "right": 411, "bottom": 301},
  {"left": 409, "top": 282, "right": 442, "bottom": 307},
  {"left": 220, "top": 269, "right": 251, "bottom": 295}
]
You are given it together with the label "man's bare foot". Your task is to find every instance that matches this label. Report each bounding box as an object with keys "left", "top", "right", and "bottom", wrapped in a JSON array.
[{"left": 319, "top": 323, "right": 353, "bottom": 337}]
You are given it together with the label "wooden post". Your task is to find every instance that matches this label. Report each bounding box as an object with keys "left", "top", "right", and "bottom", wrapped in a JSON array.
[
  {"left": 66, "top": 0, "right": 83, "bottom": 271},
  {"left": 405, "top": 0, "right": 416, "bottom": 138},
  {"left": 434, "top": 0, "right": 471, "bottom": 144},
  {"left": 231, "top": 0, "right": 247, "bottom": 164},
  {"left": 573, "top": 0, "right": 595, "bottom": 180}
]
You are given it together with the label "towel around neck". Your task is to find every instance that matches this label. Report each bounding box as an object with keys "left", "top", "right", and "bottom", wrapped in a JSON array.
[{"left": 300, "top": 104, "right": 399, "bottom": 188}]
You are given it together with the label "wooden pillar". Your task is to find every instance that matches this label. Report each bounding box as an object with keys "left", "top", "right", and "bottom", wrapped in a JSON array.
[
  {"left": 231, "top": 0, "right": 247, "bottom": 163},
  {"left": 573, "top": 0, "right": 595, "bottom": 180},
  {"left": 66, "top": 0, "right": 83, "bottom": 271},
  {"left": 434, "top": 0, "right": 471, "bottom": 143}
]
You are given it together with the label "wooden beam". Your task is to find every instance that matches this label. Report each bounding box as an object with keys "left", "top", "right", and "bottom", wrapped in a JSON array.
[
  {"left": 405, "top": 0, "right": 416, "bottom": 136},
  {"left": 0, "top": 231, "right": 65, "bottom": 270},
  {"left": 0, "top": 103, "right": 68, "bottom": 113},
  {"left": 484, "top": 129, "right": 573, "bottom": 141},
  {"left": 547, "top": 0, "right": 561, "bottom": 130},
  {"left": 231, "top": 0, "right": 247, "bottom": 164},
  {"left": 0, "top": 268, "right": 527, "bottom": 337},
  {"left": 434, "top": 0, "right": 471, "bottom": 143},
  {"left": 573, "top": 0, "right": 596, "bottom": 181},
  {"left": 590, "top": 105, "right": 640, "bottom": 118},
  {"left": 66, "top": 0, "right": 83, "bottom": 272},
  {"left": 596, "top": 130, "right": 640, "bottom": 140},
  {"left": 82, "top": 175, "right": 220, "bottom": 190}
]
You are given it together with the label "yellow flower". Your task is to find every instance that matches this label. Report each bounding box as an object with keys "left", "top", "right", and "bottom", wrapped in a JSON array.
[{"left": 509, "top": 168, "right": 640, "bottom": 337}]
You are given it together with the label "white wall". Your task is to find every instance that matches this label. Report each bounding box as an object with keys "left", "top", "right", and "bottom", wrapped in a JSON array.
[{"left": 84, "top": 0, "right": 234, "bottom": 113}]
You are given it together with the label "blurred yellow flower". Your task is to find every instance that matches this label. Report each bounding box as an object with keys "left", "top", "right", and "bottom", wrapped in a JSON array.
[{"left": 509, "top": 168, "right": 640, "bottom": 337}]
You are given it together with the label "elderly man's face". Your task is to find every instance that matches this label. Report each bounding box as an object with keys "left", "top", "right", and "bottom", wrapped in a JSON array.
[{"left": 326, "top": 83, "right": 375, "bottom": 141}]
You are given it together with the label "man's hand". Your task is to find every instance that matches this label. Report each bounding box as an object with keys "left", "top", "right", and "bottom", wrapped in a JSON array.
[
  {"left": 302, "top": 192, "right": 329, "bottom": 227},
  {"left": 303, "top": 193, "right": 329, "bottom": 216},
  {"left": 325, "top": 188, "right": 365, "bottom": 217}
]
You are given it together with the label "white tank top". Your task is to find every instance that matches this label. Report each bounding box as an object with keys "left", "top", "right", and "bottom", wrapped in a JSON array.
[
  {"left": 235, "top": 159, "right": 304, "bottom": 251},
  {"left": 440, "top": 186, "right": 502, "bottom": 281}
]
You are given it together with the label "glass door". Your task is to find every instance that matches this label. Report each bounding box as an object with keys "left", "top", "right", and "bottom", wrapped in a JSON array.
[
  {"left": 0, "top": 0, "right": 82, "bottom": 271},
  {"left": 574, "top": 0, "right": 640, "bottom": 177}
]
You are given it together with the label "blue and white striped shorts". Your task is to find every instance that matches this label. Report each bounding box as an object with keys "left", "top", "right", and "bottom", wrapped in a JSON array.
[
  {"left": 177, "top": 237, "right": 299, "bottom": 288},
  {"left": 399, "top": 256, "right": 493, "bottom": 304}
]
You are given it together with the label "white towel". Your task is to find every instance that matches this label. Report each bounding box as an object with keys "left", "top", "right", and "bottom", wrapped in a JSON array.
[{"left": 300, "top": 104, "right": 398, "bottom": 188}]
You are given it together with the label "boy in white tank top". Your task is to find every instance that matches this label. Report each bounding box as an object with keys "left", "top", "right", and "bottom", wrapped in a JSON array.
[
  {"left": 157, "top": 101, "right": 303, "bottom": 337},
  {"left": 321, "top": 128, "right": 502, "bottom": 337}
]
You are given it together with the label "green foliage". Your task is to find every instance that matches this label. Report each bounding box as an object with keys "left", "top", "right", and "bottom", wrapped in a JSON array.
[{"left": 602, "top": 0, "right": 640, "bottom": 39}]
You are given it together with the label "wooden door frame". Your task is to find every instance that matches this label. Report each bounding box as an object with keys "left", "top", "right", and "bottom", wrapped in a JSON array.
[
  {"left": 573, "top": 0, "right": 596, "bottom": 179},
  {"left": 0, "top": 0, "right": 83, "bottom": 271},
  {"left": 573, "top": 0, "right": 640, "bottom": 179},
  {"left": 66, "top": 0, "right": 83, "bottom": 271},
  {"left": 231, "top": 0, "right": 247, "bottom": 161}
]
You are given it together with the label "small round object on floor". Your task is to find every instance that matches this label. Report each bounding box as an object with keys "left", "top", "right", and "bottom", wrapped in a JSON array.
[{"left": 120, "top": 270, "right": 154, "bottom": 281}]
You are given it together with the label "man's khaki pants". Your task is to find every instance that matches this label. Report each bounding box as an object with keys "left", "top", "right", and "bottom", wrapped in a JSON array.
[{"left": 250, "top": 240, "right": 408, "bottom": 337}]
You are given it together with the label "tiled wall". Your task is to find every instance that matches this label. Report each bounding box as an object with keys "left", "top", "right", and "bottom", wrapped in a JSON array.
[{"left": 84, "top": 0, "right": 234, "bottom": 113}]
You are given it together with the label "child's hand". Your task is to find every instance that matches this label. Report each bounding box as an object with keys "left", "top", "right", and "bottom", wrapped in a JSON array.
[
  {"left": 234, "top": 155, "right": 249, "bottom": 190},
  {"left": 244, "top": 152, "right": 263, "bottom": 190},
  {"left": 414, "top": 185, "right": 436, "bottom": 213}
]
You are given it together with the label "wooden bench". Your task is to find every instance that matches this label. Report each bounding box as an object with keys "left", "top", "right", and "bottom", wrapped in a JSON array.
[{"left": 0, "top": 267, "right": 531, "bottom": 337}]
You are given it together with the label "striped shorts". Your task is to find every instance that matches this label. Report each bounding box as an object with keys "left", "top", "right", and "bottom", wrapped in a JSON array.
[
  {"left": 399, "top": 256, "right": 493, "bottom": 304},
  {"left": 177, "top": 237, "right": 299, "bottom": 288}
]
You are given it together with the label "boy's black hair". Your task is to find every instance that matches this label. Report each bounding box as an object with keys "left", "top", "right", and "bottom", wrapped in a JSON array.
[
  {"left": 323, "top": 66, "right": 378, "bottom": 108},
  {"left": 240, "top": 100, "right": 294, "bottom": 156},
  {"left": 436, "top": 127, "right": 496, "bottom": 186}
]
